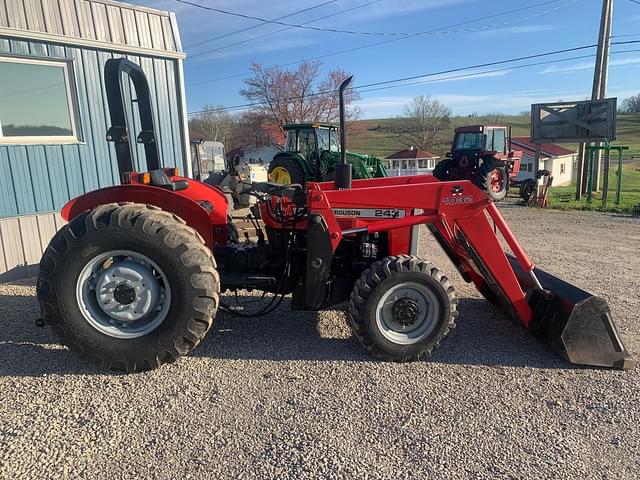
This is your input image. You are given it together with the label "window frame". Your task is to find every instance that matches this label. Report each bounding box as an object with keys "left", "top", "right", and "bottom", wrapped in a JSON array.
[
  {"left": 0, "top": 55, "right": 82, "bottom": 145},
  {"left": 490, "top": 129, "right": 506, "bottom": 154},
  {"left": 454, "top": 132, "right": 484, "bottom": 150}
]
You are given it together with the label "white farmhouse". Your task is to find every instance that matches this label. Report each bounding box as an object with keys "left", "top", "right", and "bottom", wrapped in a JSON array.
[
  {"left": 385, "top": 146, "right": 440, "bottom": 177},
  {"left": 511, "top": 137, "right": 576, "bottom": 187}
]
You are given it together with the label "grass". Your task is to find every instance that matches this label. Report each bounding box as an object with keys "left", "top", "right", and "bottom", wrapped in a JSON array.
[
  {"left": 349, "top": 113, "right": 640, "bottom": 214},
  {"left": 546, "top": 158, "right": 640, "bottom": 214},
  {"left": 349, "top": 114, "right": 533, "bottom": 158}
]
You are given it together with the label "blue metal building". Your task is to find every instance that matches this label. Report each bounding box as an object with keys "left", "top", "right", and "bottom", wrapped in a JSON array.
[{"left": 0, "top": 0, "right": 189, "bottom": 280}]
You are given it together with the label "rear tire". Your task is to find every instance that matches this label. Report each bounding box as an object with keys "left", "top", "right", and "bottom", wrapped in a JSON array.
[
  {"left": 268, "top": 156, "right": 306, "bottom": 185},
  {"left": 519, "top": 179, "right": 536, "bottom": 201},
  {"left": 37, "top": 203, "right": 219, "bottom": 372},
  {"left": 348, "top": 255, "right": 457, "bottom": 362},
  {"left": 478, "top": 157, "right": 508, "bottom": 201}
]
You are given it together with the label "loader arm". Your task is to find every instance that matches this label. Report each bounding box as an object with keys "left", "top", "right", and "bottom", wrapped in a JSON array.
[
  {"left": 309, "top": 176, "right": 533, "bottom": 323},
  {"left": 306, "top": 175, "right": 634, "bottom": 369}
]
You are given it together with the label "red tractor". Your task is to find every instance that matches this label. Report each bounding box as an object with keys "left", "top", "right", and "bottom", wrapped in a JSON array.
[
  {"left": 35, "top": 59, "right": 634, "bottom": 372},
  {"left": 434, "top": 125, "right": 521, "bottom": 202}
]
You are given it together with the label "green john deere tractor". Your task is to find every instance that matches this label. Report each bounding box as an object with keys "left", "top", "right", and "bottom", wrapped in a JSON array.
[{"left": 268, "top": 123, "right": 387, "bottom": 185}]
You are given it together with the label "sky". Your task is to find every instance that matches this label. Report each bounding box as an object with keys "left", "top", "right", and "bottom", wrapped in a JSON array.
[{"left": 136, "top": 0, "right": 640, "bottom": 119}]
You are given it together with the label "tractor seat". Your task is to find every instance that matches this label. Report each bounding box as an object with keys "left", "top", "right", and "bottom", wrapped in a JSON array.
[{"left": 148, "top": 169, "right": 189, "bottom": 191}]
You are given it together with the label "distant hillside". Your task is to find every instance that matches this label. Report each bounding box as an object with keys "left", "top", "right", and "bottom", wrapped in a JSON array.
[{"left": 348, "top": 114, "right": 640, "bottom": 159}]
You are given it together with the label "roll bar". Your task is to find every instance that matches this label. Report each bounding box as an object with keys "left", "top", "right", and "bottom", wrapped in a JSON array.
[{"left": 104, "top": 58, "right": 160, "bottom": 180}]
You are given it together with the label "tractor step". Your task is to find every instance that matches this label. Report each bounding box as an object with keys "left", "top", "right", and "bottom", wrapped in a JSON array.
[{"left": 220, "top": 274, "right": 277, "bottom": 289}]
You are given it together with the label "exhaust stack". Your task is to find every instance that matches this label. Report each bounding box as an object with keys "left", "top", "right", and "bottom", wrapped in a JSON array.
[{"left": 334, "top": 75, "right": 353, "bottom": 190}]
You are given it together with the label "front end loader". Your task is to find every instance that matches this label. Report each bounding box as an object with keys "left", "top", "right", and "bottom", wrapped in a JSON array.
[{"left": 36, "top": 59, "right": 634, "bottom": 372}]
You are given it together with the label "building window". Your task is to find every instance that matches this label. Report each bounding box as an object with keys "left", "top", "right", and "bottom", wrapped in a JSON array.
[
  {"left": 560, "top": 163, "right": 566, "bottom": 174},
  {"left": 0, "top": 56, "right": 80, "bottom": 144}
]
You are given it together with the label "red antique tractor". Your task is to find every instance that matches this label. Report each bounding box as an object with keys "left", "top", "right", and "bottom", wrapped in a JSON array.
[
  {"left": 35, "top": 59, "right": 634, "bottom": 372},
  {"left": 434, "top": 125, "right": 521, "bottom": 202}
]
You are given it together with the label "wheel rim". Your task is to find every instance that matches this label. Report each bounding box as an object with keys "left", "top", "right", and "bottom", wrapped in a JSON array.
[
  {"left": 375, "top": 282, "right": 441, "bottom": 345},
  {"left": 75, "top": 250, "right": 172, "bottom": 339},
  {"left": 489, "top": 169, "right": 505, "bottom": 193},
  {"left": 524, "top": 183, "right": 535, "bottom": 198},
  {"left": 271, "top": 166, "right": 292, "bottom": 184}
]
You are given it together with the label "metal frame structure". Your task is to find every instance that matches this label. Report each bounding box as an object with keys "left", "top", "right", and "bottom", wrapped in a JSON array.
[
  {"left": 531, "top": 99, "right": 617, "bottom": 144},
  {"left": 585, "top": 143, "right": 629, "bottom": 207},
  {"left": 104, "top": 58, "right": 161, "bottom": 178}
]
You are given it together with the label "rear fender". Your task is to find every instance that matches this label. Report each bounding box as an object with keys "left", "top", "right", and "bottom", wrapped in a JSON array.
[
  {"left": 61, "top": 183, "right": 227, "bottom": 247},
  {"left": 273, "top": 152, "right": 313, "bottom": 176}
]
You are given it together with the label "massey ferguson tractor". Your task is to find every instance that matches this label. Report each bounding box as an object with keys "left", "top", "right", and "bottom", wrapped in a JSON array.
[
  {"left": 434, "top": 125, "right": 522, "bottom": 201},
  {"left": 35, "top": 59, "right": 634, "bottom": 372},
  {"left": 268, "top": 123, "right": 387, "bottom": 185}
]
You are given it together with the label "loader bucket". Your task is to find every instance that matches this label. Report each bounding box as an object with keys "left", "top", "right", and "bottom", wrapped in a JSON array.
[{"left": 507, "top": 256, "right": 635, "bottom": 370}]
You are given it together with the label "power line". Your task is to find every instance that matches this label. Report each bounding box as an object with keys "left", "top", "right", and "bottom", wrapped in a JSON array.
[
  {"left": 176, "top": 0, "right": 569, "bottom": 38},
  {"left": 187, "top": 0, "right": 575, "bottom": 86},
  {"left": 357, "top": 49, "right": 640, "bottom": 95},
  {"left": 188, "top": 0, "right": 563, "bottom": 61},
  {"left": 189, "top": 0, "right": 388, "bottom": 59},
  {"left": 628, "top": 0, "right": 640, "bottom": 5},
  {"left": 186, "top": 40, "right": 640, "bottom": 116},
  {"left": 185, "top": 0, "right": 340, "bottom": 49}
]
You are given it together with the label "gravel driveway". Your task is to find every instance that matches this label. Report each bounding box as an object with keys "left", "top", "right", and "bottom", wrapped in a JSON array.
[{"left": 1, "top": 207, "right": 638, "bottom": 479}]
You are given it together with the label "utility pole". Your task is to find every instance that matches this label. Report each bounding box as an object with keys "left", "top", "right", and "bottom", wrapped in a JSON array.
[{"left": 576, "top": 0, "right": 613, "bottom": 200}]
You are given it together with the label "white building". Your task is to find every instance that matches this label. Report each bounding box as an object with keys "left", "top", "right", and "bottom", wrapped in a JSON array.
[
  {"left": 385, "top": 146, "right": 440, "bottom": 177},
  {"left": 511, "top": 137, "right": 576, "bottom": 187},
  {"left": 0, "top": 0, "right": 187, "bottom": 281},
  {"left": 226, "top": 144, "right": 283, "bottom": 168}
]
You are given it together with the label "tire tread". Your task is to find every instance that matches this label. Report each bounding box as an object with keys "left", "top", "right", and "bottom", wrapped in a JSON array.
[
  {"left": 348, "top": 255, "right": 457, "bottom": 362},
  {"left": 37, "top": 203, "right": 219, "bottom": 372}
]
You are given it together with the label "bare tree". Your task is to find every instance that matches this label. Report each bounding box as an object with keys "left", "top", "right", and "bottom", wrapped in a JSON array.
[
  {"left": 230, "top": 111, "right": 280, "bottom": 149},
  {"left": 240, "top": 60, "right": 360, "bottom": 133},
  {"left": 188, "top": 106, "right": 234, "bottom": 144},
  {"left": 621, "top": 94, "right": 640, "bottom": 113},
  {"left": 486, "top": 112, "right": 506, "bottom": 124},
  {"left": 403, "top": 96, "right": 451, "bottom": 150}
]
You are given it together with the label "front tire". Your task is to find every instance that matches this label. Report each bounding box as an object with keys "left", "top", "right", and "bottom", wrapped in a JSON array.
[
  {"left": 37, "top": 203, "right": 219, "bottom": 372},
  {"left": 268, "top": 156, "right": 306, "bottom": 185},
  {"left": 348, "top": 256, "right": 457, "bottom": 362},
  {"left": 432, "top": 158, "right": 455, "bottom": 181}
]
